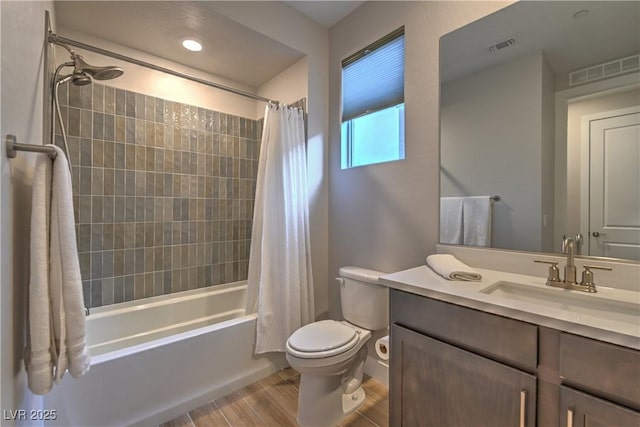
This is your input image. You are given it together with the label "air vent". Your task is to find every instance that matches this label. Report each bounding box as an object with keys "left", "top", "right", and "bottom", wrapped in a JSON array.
[
  {"left": 489, "top": 38, "right": 515, "bottom": 53},
  {"left": 569, "top": 53, "right": 640, "bottom": 86}
]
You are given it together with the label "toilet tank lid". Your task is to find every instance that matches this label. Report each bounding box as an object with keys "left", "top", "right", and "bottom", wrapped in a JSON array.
[{"left": 338, "top": 266, "right": 386, "bottom": 284}]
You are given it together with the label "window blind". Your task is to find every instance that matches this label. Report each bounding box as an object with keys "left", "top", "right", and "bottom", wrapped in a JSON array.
[{"left": 342, "top": 29, "right": 405, "bottom": 122}]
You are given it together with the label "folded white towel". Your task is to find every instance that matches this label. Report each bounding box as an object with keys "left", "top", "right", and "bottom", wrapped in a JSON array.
[
  {"left": 426, "top": 254, "right": 482, "bottom": 281},
  {"left": 25, "top": 150, "right": 55, "bottom": 395},
  {"left": 440, "top": 197, "right": 464, "bottom": 244},
  {"left": 49, "top": 145, "right": 90, "bottom": 382},
  {"left": 463, "top": 196, "right": 492, "bottom": 247}
]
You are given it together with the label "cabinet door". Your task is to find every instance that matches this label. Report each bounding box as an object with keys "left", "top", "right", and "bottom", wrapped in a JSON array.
[
  {"left": 560, "top": 386, "right": 640, "bottom": 427},
  {"left": 390, "top": 324, "right": 536, "bottom": 427}
]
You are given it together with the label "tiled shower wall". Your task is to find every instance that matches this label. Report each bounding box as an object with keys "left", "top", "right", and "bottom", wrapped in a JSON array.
[{"left": 55, "top": 82, "right": 261, "bottom": 309}]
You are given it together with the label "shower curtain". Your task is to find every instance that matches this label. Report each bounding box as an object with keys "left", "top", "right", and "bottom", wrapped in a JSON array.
[{"left": 247, "top": 102, "right": 314, "bottom": 354}]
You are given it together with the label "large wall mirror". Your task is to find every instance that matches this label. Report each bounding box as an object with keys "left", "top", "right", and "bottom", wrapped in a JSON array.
[{"left": 439, "top": 1, "right": 640, "bottom": 261}]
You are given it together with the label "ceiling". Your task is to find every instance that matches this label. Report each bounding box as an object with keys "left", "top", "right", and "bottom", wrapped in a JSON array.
[
  {"left": 285, "top": 1, "right": 365, "bottom": 27},
  {"left": 440, "top": 1, "right": 640, "bottom": 87},
  {"left": 53, "top": 1, "right": 365, "bottom": 89}
]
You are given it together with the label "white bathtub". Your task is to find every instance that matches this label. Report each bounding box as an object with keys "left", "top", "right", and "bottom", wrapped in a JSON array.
[{"left": 43, "top": 281, "right": 287, "bottom": 426}]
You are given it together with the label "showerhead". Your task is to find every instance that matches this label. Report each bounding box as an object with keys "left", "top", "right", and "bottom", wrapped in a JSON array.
[
  {"left": 71, "top": 73, "right": 93, "bottom": 86},
  {"left": 72, "top": 54, "right": 124, "bottom": 81}
]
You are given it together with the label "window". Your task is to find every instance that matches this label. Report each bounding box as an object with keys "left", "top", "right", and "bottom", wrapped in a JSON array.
[{"left": 341, "top": 27, "right": 405, "bottom": 169}]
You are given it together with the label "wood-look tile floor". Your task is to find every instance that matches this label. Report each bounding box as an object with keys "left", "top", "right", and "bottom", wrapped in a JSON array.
[{"left": 160, "top": 368, "right": 389, "bottom": 427}]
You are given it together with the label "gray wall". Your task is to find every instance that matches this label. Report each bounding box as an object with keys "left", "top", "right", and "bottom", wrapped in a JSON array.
[
  {"left": 1, "top": 0, "right": 55, "bottom": 418},
  {"left": 328, "top": 1, "right": 512, "bottom": 318},
  {"left": 440, "top": 51, "right": 552, "bottom": 252}
]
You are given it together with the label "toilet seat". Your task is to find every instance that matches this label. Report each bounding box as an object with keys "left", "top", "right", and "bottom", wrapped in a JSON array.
[{"left": 287, "top": 320, "right": 360, "bottom": 359}]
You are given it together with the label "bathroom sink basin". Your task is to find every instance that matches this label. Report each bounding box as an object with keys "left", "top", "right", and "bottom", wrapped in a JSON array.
[{"left": 479, "top": 281, "right": 640, "bottom": 328}]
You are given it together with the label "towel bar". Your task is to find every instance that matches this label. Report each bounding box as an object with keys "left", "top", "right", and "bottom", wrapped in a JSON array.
[{"left": 6, "top": 134, "right": 57, "bottom": 159}]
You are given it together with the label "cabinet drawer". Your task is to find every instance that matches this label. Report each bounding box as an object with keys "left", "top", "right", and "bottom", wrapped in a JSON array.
[
  {"left": 390, "top": 289, "right": 538, "bottom": 370},
  {"left": 560, "top": 333, "right": 640, "bottom": 410}
]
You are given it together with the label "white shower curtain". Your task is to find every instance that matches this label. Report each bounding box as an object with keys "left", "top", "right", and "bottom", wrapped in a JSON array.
[{"left": 247, "top": 102, "right": 314, "bottom": 354}]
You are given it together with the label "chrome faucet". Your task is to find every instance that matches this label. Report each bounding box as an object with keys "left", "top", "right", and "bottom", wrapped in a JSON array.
[{"left": 534, "top": 237, "right": 612, "bottom": 293}]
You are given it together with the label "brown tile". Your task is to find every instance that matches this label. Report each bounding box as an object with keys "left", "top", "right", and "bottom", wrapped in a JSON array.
[
  {"left": 189, "top": 401, "right": 229, "bottom": 427},
  {"left": 215, "top": 391, "right": 263, "bottom": 427},
  {"left": 358, "top": 377, "right": 389, "bottom": 427},
  {"left": 259, "top": 372, "right": 299, "bottom": 418},
  {"left": 135, "top": 93, "right": 146, "bottom": 120},
  {"left": 115, "top": 88, "right": 125, "bottom": 116},
  {"left": 146, "top": 121, "right": 156, "bottom": 146},
  {"left": 126, "top": 117, "right": 136, "bottom": 143},
  {"left": 134, "top": 273, "right": 145, "bottom": 299},
  {"left": 116, "top": 116, "right": 126, "bottom": 142},
  {"left": 239, "top": 380, "right": 298, "bottom": 427},
  {"left": 104, "top": 86, "right": 115, "bottom": 114},
  {"left": 92, "top": 140, "right": 104, "bottom": 167},
  {"left": 159, "top": 414, "right": 194, "bottom": 427},
  {"left": 80, "top": 109, "right": 92, "bottom": 138},
  {"left": 104, "top": 139, "right": 115, "bottom": 166},
  {"left": 114, "top": 249, "right": 124, "bottom": 276},
  {"left": 338, "top": 412, "right": 378, "bottom": 427}
]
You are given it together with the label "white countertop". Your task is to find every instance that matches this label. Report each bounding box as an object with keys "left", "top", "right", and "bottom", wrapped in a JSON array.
[{"left": 381, "top": 265, "right": 640, "bottom": 350}]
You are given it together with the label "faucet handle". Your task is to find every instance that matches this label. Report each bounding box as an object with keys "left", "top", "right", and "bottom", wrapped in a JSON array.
[
  {"left": 534, "top": 260, "right": 560, "bottom": 282},
  {"left": 583, "top": 264, "right": 613, "bottom": 271},
  {"left": 580, "top": 265, "right": 612, "bottom": 292}
]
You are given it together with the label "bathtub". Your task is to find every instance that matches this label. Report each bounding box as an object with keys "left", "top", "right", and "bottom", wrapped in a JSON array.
[{"left": 43, "top": 281, "right": 287, "bottom": 426}]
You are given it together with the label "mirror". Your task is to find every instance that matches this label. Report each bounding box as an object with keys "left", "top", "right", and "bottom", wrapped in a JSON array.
[{"left": 439, "top": 1, "right": 640, "bottom": 261}]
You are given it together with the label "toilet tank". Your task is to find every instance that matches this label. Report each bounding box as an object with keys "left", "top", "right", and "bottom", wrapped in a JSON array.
[{"left": 338, "top": 266, "right": 389, "bottom": 331}]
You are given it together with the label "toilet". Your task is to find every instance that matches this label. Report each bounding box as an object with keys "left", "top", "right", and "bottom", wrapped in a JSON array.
[{"left": 286, "top": 266, "right": 388, "bottom": 427}]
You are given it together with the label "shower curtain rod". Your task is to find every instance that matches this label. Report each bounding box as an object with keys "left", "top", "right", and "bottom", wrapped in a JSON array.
[{"left": 48, "top": 32, "right": 280, "bottom": 105}]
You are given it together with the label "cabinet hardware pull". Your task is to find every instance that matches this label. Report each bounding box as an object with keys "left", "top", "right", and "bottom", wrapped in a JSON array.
[
  {"left": 567, "top": 408, "right": 574, "bottom": 427},
  {"left": 520, "top": 389, "right": 527, "bottom": 427}
]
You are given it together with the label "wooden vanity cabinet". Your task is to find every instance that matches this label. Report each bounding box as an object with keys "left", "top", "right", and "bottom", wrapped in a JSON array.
[
  {"left": 391, "top": 324, "right": 536, "bottom": 426},
  {"left": 389, "top": 288, "right": 640, "bottom": 427},
  {"left": 390, "top": 289, "right": 538, "bottom": 426}
]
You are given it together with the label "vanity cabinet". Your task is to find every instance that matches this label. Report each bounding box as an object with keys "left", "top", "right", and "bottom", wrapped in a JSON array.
[
  {"left": 389, "top": 288, "right": 640, "bottom": 427},
  {"left": 390, "top": 289, "right": 538, "bottom": 426},
  {"left": 391, "top": 324, "right": 536, "bottom": 426}
]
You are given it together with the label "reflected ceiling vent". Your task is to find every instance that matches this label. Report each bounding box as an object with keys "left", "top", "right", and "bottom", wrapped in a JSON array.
[
  {"left": 488, "top": 38, "right": 515, "bottom": 53},
  {"left": 569, "top": 53, "right": 640, "bottom": 86}
]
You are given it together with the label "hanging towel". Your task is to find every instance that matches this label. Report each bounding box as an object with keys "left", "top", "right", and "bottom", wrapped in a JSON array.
[
  {"left": 426, "top": 254, "right": 482, "bottom": 281},
  {"left": 463, "top": 196, "right": 492, "bottom": 247},
  {"left": 25, "top": 145, "right": 90, "bottom": 394},
  {"left": 48, "top": 145, "right": 90, "bottom": 382},
  {"left": 440, "top": 197, "right": 464, "bottom": 244},
  {"left": 25, "top": 151, "right": 55, "bottom": 395}
]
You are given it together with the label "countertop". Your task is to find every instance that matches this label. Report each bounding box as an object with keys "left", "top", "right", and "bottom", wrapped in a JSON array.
[{"left": 380, "top": 265, "right": 640, "bottom": 350}]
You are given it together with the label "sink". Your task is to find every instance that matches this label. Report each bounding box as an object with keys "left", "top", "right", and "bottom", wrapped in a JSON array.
[{"left": 479, "top": 281, "right": 640, "bottom": 328}]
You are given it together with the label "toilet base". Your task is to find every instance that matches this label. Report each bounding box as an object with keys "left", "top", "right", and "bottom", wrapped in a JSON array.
[
  {"left": 342, "top": 386, "right": 366, "bottom": 416},
  {"left": 296, "top": 377, "right": 366, "bottom": 427}
]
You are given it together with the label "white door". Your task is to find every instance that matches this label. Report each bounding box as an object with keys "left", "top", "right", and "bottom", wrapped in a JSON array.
[{"left": 589, "top": 111, "right": 640, "bottom": 260}]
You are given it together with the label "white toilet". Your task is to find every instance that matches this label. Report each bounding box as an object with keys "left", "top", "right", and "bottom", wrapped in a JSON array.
[{"left": 286, "top": 266, "right": 388, "bottom": 427}]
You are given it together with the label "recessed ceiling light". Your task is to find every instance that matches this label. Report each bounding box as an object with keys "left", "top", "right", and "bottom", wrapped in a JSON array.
[{"left": 182, "top": 39, "right": 203, "bottom": 52}]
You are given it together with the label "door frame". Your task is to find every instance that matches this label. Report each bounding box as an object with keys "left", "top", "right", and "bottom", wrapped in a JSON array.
[{"left": 579, "top": 105, "right": 640, "bottom": 256}]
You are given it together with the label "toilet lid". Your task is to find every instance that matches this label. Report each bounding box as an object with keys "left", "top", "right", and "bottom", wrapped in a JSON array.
[{"left": 288, "top": 320, "right": 358, "bottom": 355}]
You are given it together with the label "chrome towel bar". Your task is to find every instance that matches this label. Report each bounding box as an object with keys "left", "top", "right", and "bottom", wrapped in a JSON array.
[{"left": 5, "top": 134, "right": 57, "bottom": 159}]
